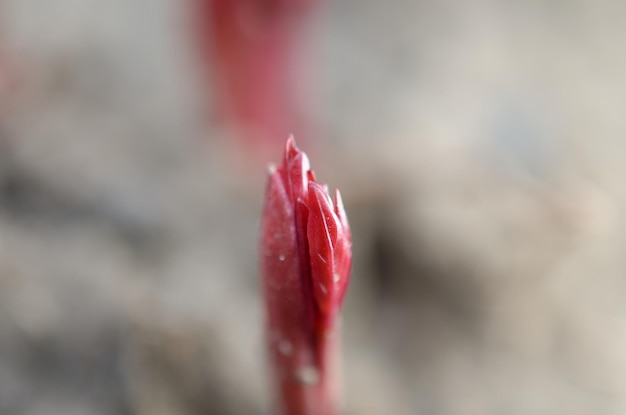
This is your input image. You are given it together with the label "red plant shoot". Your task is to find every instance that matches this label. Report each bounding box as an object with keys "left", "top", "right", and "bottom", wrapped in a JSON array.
[{"left": 260, "top": 136, "right": 351, "bottom": 415}]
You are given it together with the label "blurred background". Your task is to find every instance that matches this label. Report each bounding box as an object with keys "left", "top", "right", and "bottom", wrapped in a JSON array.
[{"left": 1, "top": 0, "right": 626, "bottom": 414}]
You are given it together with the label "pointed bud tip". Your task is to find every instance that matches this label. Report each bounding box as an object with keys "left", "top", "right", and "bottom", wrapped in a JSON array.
[
  {"left": 284, "top": 135, "right": 299, "bottom": 164},
  {"left": 333, "top": 189, "right": 350, "bottom": 241},
  {"left": 308, "top": 181, "right": 333, "bottom": 209}
]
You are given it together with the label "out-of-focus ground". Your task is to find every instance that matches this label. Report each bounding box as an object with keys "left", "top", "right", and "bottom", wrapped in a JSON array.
[{"left": 1, "top": 1, "right": 626, "bottom": 414}]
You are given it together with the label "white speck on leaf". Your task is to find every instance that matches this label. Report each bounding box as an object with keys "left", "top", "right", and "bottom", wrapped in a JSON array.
[
  {"left": 319, "top": 283, "right": 327, "bottom": 295},
  {"left": 295, "top": 366, "right": 319, "bottom": 385},
  {"left": 278, "top": 340, "right": 292, "bottom": 356}
]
